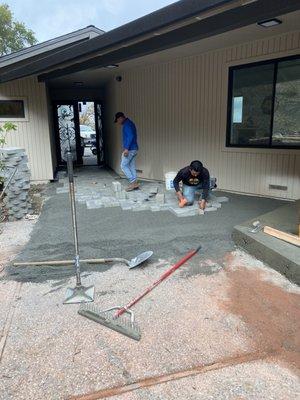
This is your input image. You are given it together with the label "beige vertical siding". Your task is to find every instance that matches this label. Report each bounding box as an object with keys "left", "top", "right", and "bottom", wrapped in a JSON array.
[
  {"left": 0, "top": 76, "right": 53, "bottom": 181},
  {"left": 105, "top": 30, "right": 300, "bottom": 200}
]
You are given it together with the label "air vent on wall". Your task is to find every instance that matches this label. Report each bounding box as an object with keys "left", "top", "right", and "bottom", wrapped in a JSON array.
[{"left": 269, "top": 184, "right": 288, "bottom": 191}]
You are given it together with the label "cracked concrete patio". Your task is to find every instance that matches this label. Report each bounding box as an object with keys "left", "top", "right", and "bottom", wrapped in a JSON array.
[{"left": 0, "top": 167, "right": 299, "bottom": 400}]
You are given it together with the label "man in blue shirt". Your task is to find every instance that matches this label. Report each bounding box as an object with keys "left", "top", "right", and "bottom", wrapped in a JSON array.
[{"left": 114, "top": 112, "right": 139, "bottom": 191}]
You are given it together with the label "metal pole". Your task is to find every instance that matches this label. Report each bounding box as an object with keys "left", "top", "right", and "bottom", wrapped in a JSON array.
[
  {"left": 66, "top": 150, "right": 81, "bottom": 287},
  {"left": 63, "top": 122, "right": 94, "bottom": 304}
]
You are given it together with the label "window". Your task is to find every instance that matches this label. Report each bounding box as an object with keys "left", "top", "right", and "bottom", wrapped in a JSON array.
[
  {"left": 227, "top": 56, "right": 300, "bottom": 148},
  {"left": 0, "top": 98, "right": 27, "bottom": 121}
]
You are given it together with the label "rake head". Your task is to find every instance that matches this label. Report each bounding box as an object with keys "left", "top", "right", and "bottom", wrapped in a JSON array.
[{"left": 78, "top": 304, "right": 141, "bottom": 341}]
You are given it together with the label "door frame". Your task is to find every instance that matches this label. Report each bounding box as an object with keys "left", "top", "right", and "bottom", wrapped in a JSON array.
[
  {"left": 52, "top": 100, "right": 82, "bottom": 167},
  {"left": 94, "top": 101, "right": 105, "bottom": 166}
]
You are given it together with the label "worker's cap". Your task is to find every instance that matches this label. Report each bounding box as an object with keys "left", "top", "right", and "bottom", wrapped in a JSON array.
[{"left": 114, "top": 112, "right": 125, "bottom": 122}]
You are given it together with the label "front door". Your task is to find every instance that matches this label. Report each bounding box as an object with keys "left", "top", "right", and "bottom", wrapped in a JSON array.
[
  {"left": 53, "top": 102, "right": 82, "bottom": 166},
  {"left": 53, "top": 101, "right": 104, "bottom": 167}
]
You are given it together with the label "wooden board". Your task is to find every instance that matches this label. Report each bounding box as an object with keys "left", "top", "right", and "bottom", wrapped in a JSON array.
[{"left": 263, "top": 226, "right": 300, "bottom": 247}]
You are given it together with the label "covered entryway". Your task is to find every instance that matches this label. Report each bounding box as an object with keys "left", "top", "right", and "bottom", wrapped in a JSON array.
[{"left": 46, "top": 66, "right": 114, "bottom": 176}]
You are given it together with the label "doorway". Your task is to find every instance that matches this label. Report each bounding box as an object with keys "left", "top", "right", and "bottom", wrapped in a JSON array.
[{"left": 53, "top": 101, "right": 104, "bottom": 168}]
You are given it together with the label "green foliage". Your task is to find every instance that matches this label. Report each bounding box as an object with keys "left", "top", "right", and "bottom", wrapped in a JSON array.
[
  {"left": 0, "top": 122, "right": 17, "bottom": 147},
  {"left": 79, "top": 103, "right": 95, "bottom": 127},
  {"left": 0, "top": 122, "right": 17, "bottom": 184},
  {"left": 0, "top": 3, "right": 37, "bottom": 56}
]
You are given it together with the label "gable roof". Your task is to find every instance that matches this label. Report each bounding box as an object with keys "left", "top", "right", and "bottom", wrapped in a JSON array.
[
  {"left": 0, "top": 25, "right": 103, "bottom": 72},
  {"left": 0, "top": 0, "right": 299, "bottom": 84}
]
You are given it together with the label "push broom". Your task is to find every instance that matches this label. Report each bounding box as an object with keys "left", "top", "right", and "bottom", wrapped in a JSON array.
[{"left": 78, "top": 245, "right": 201, "bottom": 340}]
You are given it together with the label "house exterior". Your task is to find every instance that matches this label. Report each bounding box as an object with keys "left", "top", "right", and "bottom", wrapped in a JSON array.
[{"left": 0, "top": 0, "right": 299, "bottom": 199}]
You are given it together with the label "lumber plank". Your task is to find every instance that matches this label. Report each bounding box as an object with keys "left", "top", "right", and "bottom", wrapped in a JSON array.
[{"left": 263, "top": 226, "right": 300, "bottom": 247}]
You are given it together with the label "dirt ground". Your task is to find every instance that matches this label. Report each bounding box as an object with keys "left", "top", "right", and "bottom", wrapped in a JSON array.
[{"left": 0, "top": 176, "right": 299, "bottom": 400}]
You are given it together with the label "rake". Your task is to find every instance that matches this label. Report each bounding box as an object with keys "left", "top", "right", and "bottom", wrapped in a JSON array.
[{"left": 78, "top": 245, "right": 201, "bottom": 341}]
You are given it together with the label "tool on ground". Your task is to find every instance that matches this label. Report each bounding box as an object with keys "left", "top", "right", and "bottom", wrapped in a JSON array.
[
  {"left": 13, "top": 251, "right": 153, "bottom": 269},
  {"left": 63, "top": 149, "right": 95, "bottom": 304},
  {"left": 78, "top": 245, "right": 201, "bottom": 341},
  {"left": 248, "top": 220, "right": 263, "bottom": 234},
  {"left": 87, "top": 251, "right": 154, "bottom": 269}
]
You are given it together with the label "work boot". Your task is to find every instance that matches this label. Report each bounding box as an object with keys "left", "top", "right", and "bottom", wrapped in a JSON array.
[{"left": 125, "top": 181, "right": 139, "bottom": 192}]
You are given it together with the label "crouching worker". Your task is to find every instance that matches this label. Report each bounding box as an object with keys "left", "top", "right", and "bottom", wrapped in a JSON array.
[{"left": 173, "top": 160, "right": 211, "bottom": 210}]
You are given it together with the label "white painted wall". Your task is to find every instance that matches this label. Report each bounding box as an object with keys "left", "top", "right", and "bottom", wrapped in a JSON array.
[
  {"left": 105, "top": 30, "right": 300, "bottom": 200},
  {"left": 0, "top": 76, "right": 54, "bottom": 181}
]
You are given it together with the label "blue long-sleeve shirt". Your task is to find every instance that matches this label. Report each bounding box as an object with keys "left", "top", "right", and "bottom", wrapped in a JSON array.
[{"left": 122, "top": 118, "right": 138, "bottom": 151}]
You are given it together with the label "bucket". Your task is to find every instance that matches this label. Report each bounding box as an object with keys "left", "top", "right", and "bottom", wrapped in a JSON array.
[{"left": 165, "top": 171, "right": 177, "bottom": 191}]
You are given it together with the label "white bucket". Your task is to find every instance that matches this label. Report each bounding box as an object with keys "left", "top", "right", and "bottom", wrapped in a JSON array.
[{"left": 165, "top": 171, "right": 177, "bottom": 191}]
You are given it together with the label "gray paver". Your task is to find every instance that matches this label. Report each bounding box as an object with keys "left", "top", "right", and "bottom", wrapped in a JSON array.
[
  {"left": 86, "top": 199, "right": 103, "bottom": 209},
  {"left": 215, "top": 196, "right": 229, "bottom": 203},
  {"left": 204, "top": 207, "right": 218, "bottom": 213},
  {"left": 63, "top": 171, "right": 228, "bottom": 218}
]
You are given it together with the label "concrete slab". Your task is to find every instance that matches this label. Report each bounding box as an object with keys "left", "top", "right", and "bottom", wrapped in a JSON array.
[{"left": 232, "top": 200, "right": 300, "bottom": 284}]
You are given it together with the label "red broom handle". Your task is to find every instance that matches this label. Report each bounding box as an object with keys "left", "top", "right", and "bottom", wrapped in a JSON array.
[{"left": 115, "top": 245, "right": 201, "bottom": 318}]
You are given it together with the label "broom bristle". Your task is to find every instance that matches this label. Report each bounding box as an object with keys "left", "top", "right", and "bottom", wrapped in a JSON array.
[{"left": 78, "top": 304, "right": 141, "bottom": 341}]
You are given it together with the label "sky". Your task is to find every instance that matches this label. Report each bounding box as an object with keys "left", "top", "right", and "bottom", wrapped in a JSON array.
[{"left": 5, "top": 0, "right": 177, "bottom": 42}]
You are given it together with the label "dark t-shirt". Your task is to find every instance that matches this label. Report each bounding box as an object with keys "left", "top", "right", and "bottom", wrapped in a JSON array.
[{"left": 173, "top": 166, "right": 210, "bottom": 200}]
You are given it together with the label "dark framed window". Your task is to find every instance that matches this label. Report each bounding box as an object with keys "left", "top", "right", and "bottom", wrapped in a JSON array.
[
  {"left": 0, "top": 100, "right": 25, "bottom": 119},
  {"left": 226, "top": 55, "right": 300, "bottom": 149}
]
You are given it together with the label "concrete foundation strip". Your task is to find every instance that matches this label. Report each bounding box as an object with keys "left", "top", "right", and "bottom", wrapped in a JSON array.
[
  {"left": 0, "top": 282, "right": 22, "bottom": 361},
  {"left": 67, "top": 350, "right": 275, "bottom": 400}
]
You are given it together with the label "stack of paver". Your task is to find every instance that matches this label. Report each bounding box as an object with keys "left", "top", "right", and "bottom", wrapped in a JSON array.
[
  {"left": 0, "top": 147, "right": 31, "bottom": 221},
  {"left": 56, "top": 176, "right": 229, "bottom": 217}
]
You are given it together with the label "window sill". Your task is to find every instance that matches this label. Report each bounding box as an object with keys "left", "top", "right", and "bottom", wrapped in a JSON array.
[
  {"left": 221, "top": 145, "right": 300, "bottom": 156},
  {"left": 0, "top": 117, "right": 29, "bottom": 122}
]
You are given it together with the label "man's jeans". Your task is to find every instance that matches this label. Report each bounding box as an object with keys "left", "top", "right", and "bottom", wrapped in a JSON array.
[
  {"left": 183, "top": 178, "right": 216, "bottom": 204},
  {"left": 121, "top": 150, "right": 138, "bottom": 183}
]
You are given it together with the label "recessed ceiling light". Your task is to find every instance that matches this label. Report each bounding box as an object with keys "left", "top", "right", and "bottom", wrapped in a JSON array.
[
  {"left": 105, "top": 64, "right": 118, "bottom": 68},
  {"left": 257, "top": 18, "right": 282, "bottom": 28}
]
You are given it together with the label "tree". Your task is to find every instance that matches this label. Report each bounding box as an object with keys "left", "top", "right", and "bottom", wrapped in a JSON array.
[
  {"left": 0, "top": 3, "right": 37, "bottom": 56},
  {"left": 79, "top": 103, "right": 95, "bottom": 127}
]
